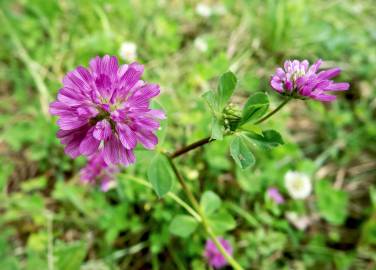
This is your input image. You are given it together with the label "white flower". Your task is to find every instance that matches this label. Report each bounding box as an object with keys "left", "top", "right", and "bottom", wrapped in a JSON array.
[
  {"left": 286, "top": 212, "right": 311, "bottom": 231},
  {"left": 196, "top": 3, "right": 212, "bottom": 17},
  {"left": 119, "top": 42, "right": 137, "bottom": 62},
  {"left": 194, "top": 37, "right": 208, "bottom": 52},
  {"left": 284, "top": 171, "right": 312, "bottom": 199}
]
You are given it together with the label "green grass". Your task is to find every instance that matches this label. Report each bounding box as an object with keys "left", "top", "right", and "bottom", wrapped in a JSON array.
[{"left": 0, "top": 0, "right": 375, "bottom": 269}]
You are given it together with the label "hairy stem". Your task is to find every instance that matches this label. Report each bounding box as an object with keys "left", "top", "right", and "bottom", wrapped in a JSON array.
[
  {"left": 167, "top": 157, "right": 244, "bottom": 270},
  {"left": 169, "top": 136, "right": 211, "bottom": 158}
]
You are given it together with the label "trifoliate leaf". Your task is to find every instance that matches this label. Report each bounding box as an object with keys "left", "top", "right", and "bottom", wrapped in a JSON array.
[
  {"left": 230, "top": 135, "right": 255, "bottom": 169},
  {"left": 217, "top": 71, "right": 237, "bottom": 109},
  {"left": 207, "top": 209, "right": 236, "bottom": 234},
  {"left": 147, "top": 153, "right": 175, "bottom": 197},
  {"left": 245, "top": 129, "right": 284, "bottom": 149},
  {"left": 200, "top": 191, "right": 222, "bottom": 215},
  {"left": 210, "top": 117, "right": 224, "bottom": 140},
  {"left": 240, "top": 92, "right": 269, "bottom": 125},
  {"left": 169, "top": 215, "right": 199, "bottom": 238},
  {"left": 316, "top": 180, "right": 348, "bottom": 225}
]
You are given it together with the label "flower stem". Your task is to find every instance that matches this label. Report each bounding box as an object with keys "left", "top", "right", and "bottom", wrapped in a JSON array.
[
  {"left": 125, "top": 175, "right": 201, "bottom": 222},
  {"left": 169, "top": 136, "right": 212, "bottom": 158},
  {"left": 167, "top": 157, "right": 244, "bottom": 270},
  {"left": 254, "top": 98, "right": 291, "bottom": 124}
]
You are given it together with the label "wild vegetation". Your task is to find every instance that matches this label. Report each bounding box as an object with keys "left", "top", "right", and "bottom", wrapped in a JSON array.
[{"left": 0, "top": 1, "right": 375, "bottom": 269}]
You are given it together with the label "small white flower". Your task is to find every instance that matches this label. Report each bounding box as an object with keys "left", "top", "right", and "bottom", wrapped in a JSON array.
[
  {"left": 284, "top": 171, "right": 312, "bottom": 199},
  {"left": 187, "top": 170, "right": 199, "bottom": 180},
  {"left": 286, "top": 211, "right": 311, "bottom": 231},
  {"left": 119, "top": 42, "right": 137, "bottom": 62},
  {"left": 196, "top": 3, "right": 212, "bottom": 18},
  {"left": 194, "top": 37, "right": 208, "bottom": 52}
]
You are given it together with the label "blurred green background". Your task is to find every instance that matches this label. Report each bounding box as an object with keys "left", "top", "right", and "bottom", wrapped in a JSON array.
[{"left": 0, "top": 0, "right": 375, "bottom": 269}]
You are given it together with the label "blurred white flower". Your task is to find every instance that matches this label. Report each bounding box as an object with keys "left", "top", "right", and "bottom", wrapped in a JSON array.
[
  {"left": 187, "top": 170, "right": 199, "bottom": 180},
  {"left": 286, "top": 212, "right": 311, "bottom": 231},
  {"left": 284, "top": 171, "right": 312, "bottom": 199},
  {"left": 119, "top": 42, "right": 137, "bottom": 62},
  {"left": 194, "top": 37, "right": 208, "bottom": 52},
  {"left": 196, "top": 3, "right": 212, "bottom": 18}
]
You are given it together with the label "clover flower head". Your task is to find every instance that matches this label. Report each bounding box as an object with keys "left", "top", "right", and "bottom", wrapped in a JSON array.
[
  {"left": 284, "top": 171, "right": 312, "bottom": 200},
  {"left": 50, "top": 55, "right": 165, "bottom": 166},
  {"left": 80, "top": 152, "right": 118, "bottom": 191},
  {"left": 270, "top": 59, "right": 349, "bottom": 102},
  {"left": 204, "top": 237, "right": 233, "bottom": 269},
  {"left": 267, "top": 187, "right": 284, "bottom": 204}
]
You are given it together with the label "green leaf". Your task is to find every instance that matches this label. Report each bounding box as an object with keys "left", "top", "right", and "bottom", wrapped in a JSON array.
[
  {"left": 55, "top": 241, "right": 87, "bottom": 270},
  {"left": 240, "top": 92, "right": 269, "bottom": 125},
  {"left": 240, "top": 123, "right": 263, "bottom": 135},
  {"left": 203, "top": 90, "right": 220, "bottom": 114},
  {"left": 210, "top": 117, "right": 224, "bottom": 140},
  {"left": 208, "top": 209, "right": 236, "bottom": 234},
  {"left": 217, "top": 71, "right": 237, "bottom": 109},
  {"left": 169, "top": 215, "right": 199, "bottom": 238},
  {"left": 200, "top": 191, "right": 222, "bottom": 215},
  {"left": 245, "top": 129, "right": 284, "bottom": 149},
  {"left": 316, "top": 180, "right": 348, "bottom": 225},
  {"left": 230, "top": 135, "right": 255, "bottom": 169},
  {"left": 147, "top": 153, "right": 175, "bottom": 197},
  {"left": 20, "top": 177, "right": 47, "bottom": 192}
]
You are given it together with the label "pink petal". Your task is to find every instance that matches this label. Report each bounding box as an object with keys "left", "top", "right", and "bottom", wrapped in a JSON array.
[
  {"left": 93, "top": 120, "right": 112, "bottom": 140},
  {"left": 317, "top": 68, "right": 341, "bottom": 80},
  {"left": 135, "top": 130, "right": 158, "bottom": 149},
  {"left": 270, "top": 78, "right": 283, "bottom": 92},
  {"left": 308, "top": 59, "right": 322, "bottom": 74},
  {"left": 103, "top": 134, "right": 135, "bottom": 166},
  {"left": 79, "top": 130, "right": 100, "bottom": 156},
  {"left": 147, "top": 109, "right": 166, "bottom": 119},
  {"left": 62, "top": 67, "right": 93, "bottom": 95},
  {"left": 322, "top": 82, "right": 350, "bottom": 91},
  {"left": 118, "top": 62, "right": 144, "bottom": 91},
  {"left": 313, "top": 94, "right": 337, "bottom": 102},
  {"left": 57, "top": 87, "right": 85, "bottom": 106},
  {"left": 57, "top": 117, "right": 87, "bottom": 130},
  {"left": 117, "top": 123, "right": 137, "bottom": 149}
]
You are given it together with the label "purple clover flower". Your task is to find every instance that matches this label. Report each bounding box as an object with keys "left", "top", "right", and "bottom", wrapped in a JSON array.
[
  {"left": 270, "top": 59, "right": 349, "bottom": 102},
  {"left": 267, "top": 187, "right": 284, "bottom": 204},
  {"left": 50, "top": 55, "right": 165, "bottom": 166},
  {"left": 80, "top": 152, "right": 118, "bottom": 191},
  {"left": 204, "top": 237, "right": 233, "bottom": 269}
]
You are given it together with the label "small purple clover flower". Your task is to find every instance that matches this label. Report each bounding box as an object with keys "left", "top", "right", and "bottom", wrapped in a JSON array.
[
  {"left": 50, "top": 55, "right": 165, "bottom": 166},
  {"left": 204, "top": 237, "right": 233, "bottom": 269},
  {"left": 80, "top": 152, "right": 118, "bottom": 191},
  {"left": 270, "top": 59, "right": 349, "bottom": 102},
  {"left": 267, "top": 187, "right": 284, "bottom": 204}
]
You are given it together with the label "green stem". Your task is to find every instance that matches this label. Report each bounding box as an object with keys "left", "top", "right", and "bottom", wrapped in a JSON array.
[
  {"left": 125, "top": 175, "right": 201, "bottom": 222},
  {"left": 167, "top": 157, "right": 244, "bottom": 270},
  {"left": 254, "top": 98, "right": 291, "bottom": 124}
]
